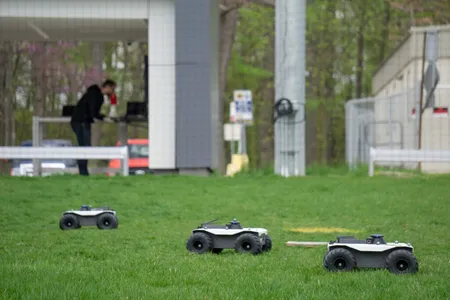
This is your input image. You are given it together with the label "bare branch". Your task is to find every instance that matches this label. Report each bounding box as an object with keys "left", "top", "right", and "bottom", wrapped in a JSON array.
[
  {"left": 249, "top": 0, "right": 275, "bottom": 6},
  {"left": 220, "top": 0, "right": 275, "bottom": 16}
]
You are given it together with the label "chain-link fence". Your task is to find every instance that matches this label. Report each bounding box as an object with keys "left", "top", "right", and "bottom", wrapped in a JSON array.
[{"left": 347, "top": 85, "right": 450, "bottom": 172}]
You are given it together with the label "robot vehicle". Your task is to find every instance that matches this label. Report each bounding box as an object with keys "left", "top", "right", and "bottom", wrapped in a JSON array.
[
  {"left": 323, "top": 234, "right": 418, "bottom": 274},
  {"left": 186, "top": 218, "right": 272, "bottom": 255},
  {"left": 59, "top": 205, "right": 118, "bottom": 230}
]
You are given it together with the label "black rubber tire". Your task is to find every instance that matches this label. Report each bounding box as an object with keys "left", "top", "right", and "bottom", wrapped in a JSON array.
[
  {"left": 323, "top": 251, "right": 329, "bottom": 268},
  {"left": 113, "top": 216, "right": 119, "bottom": 228},
  {"left": 262, "top": 235, "right": 272, "bottom": 252},
  {"left": 234, "top": 233, "right": 262, "bottom": 254},
  {"left": 323, "top": 248, "right": 356, "bottom": 272},
  {"left": 186, "top": 232, "right": 213, "bottom": 254},
  {"left": 59, "top": 214, "right": 80, "bottom": 230},
  {"left": 385, "top": 249, "right": 418, "bottom": 274},
  {"left": 212, "top": 248, "right": 223, "bottom": 254},
  {"left": 96, "top": 213, "right": 118, "bottom": 230}
]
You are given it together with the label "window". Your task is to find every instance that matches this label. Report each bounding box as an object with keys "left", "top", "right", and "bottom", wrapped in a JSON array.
[{"left": 128, "top": 144, "right": 149, "bottom": 158}]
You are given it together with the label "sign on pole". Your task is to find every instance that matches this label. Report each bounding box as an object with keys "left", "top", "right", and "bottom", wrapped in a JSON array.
[
  {"left": 231, "top": 90, "right": 253, "bottom": 125},
  {"left": 229, "top": 102, "right": 237, "bottom": 123},
  {"left": 223, "top": 123, "right": 242, "bottom": 141}
]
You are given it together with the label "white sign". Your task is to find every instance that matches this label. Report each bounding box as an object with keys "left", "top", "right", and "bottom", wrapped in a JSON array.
[
  {"left": 231, "top": 90, "right": 253, "bottom": 124},
  {"left": 223, "top": 123, "right": 242, "bottom": 141}
]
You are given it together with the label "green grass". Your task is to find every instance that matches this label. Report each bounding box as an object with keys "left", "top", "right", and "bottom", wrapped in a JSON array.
[{"left": 0, "top": 173, "right": 449, "bottom": 299}]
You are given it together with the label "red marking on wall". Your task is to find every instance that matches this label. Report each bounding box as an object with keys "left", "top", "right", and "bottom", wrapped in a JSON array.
[
  {"left": 411, "top": 107, "right": 449, "bottom": 117},
  {"left": 433, "top": 107, "right": 448, "bottom": 115}
]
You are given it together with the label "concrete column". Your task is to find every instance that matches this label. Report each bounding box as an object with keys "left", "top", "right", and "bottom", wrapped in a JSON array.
[
  {"left": 275, "top": 0, "right": 306, "bottom": 177},
  {"left": 148, "top": 0, "right": 176, "bottom": 170}
]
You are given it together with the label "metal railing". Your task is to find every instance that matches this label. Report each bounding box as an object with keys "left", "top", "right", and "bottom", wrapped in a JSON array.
[
  {"left": 32, "top": 116, "right": 131, "bottom": 175},
  {"left": 0, "top": 146, "right": 129, "bottom": 176},
  {"left": 369, "top": 147, "right": 450, "bottom": 176},
  {"left": 347, "top": 85, "right": 450, "bottom": 172}
]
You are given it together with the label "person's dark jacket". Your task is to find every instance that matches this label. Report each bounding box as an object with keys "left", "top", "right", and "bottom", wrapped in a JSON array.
[{"left": 71, "top": 85, "right": 105, "bottom": 123}]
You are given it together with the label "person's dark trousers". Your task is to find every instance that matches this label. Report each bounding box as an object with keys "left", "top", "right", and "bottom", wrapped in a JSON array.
[{"left": 70, "top": 122, "right": 92, "bottom": 176}]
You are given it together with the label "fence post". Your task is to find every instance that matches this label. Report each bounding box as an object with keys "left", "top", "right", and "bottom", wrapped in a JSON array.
[
  {"left": 32, "top": 116, "right": 41, "bottom": 176},
  {"left": 389, "top": 96, "right": 393, "bottom": 149},
  {"left": 368, "top": 147, "right": 375, "bottom": 177},
  {"left": 122, "top": 146, "right": 129, "bottom": 176}
]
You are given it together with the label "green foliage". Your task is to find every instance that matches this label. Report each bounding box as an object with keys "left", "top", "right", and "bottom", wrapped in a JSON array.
[
  {"left": 65, "top": 42, "right": 90, "bottom": 68},
  {"left": 226, "top": 6, "right": 275, "bottom": 169},
  {"left": 227, "top": 7, "right": 274, "bottom": 93},
  {"left": 230, "top": 57, "right": 273, "bottom": 81}
]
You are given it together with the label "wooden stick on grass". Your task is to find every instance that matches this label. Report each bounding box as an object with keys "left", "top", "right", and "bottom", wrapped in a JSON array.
[{"left": 285, "top": 241, "right": 328, "bottom": 247}]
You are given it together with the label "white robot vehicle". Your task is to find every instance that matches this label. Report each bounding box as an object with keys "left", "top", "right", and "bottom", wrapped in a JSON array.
[
  {"left": 59, "top": 205, "right": 118, "bottom": 230},
  {"left": 323, "top": 234, "right": 418, "bottom": 274},
  {"left": 186, "top": 219, "right": 272, "bottom": 255}
]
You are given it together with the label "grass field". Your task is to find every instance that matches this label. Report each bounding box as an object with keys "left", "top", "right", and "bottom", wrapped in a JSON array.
[{"left": 0, "top": 172, "right": 449, "bottom": 299}]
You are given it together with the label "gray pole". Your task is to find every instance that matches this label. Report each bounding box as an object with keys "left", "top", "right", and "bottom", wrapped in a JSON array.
[{"left": 275, "top": 0, "right": 306, "bottom": 177}]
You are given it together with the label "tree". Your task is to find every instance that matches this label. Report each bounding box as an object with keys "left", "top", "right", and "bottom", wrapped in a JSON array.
[
  {"left": 217, "top": 0, "right": 275, "bottom": 173},
  {"left": 0, "top": 42, "right": 15, "bottom": 146},
  {"left": 388, "top": 0, "right": 450, "bottom": 25},
  {"left": 227, "top": 5, "right": 274, "bottom": 168}
]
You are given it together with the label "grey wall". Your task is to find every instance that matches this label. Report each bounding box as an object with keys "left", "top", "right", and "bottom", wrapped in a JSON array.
[
  {"left": 209, "top": 0, "right": 220, "bottom": 170},
  {"left": 175, "top": 0, "right": 213, "bottom": 169}
]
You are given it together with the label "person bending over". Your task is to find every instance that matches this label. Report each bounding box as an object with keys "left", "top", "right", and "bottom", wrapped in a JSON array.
[{"left": 70, "top": 79, "right": 116, "bottom": 176}]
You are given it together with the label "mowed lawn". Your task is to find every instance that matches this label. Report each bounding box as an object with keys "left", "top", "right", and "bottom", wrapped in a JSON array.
[{"left": 0, "top": 173, "right": 449, "bottom": 300}]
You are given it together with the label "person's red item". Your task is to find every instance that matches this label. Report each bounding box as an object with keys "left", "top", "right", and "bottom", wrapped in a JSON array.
[{"left": 110, "top": 93, "right": 117, "bottom": 105}]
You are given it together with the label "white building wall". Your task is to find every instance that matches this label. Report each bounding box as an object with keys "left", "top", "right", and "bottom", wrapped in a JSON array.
[{"left": 148, "top": 0, "right": 176, "bottom": 169}]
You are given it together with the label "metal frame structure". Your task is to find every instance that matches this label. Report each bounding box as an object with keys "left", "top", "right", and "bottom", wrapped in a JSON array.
[
  {"left": 31, "top": 116, "right": 133, "bottom": 176},
  {"left": 346, "top": 85, "right": 450, "bottom": 170},
  {"left": 0, "top": 145, "right": 129, "bottom": 176},
  {"left": 0, "top": 0, "right": 220, "bottom": 176},
  {"left": 346, "top": 89, "right": 420, "bottom": 169},
  {"left": 369, "top": 147, "right": 450, "bottom": 176}
]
